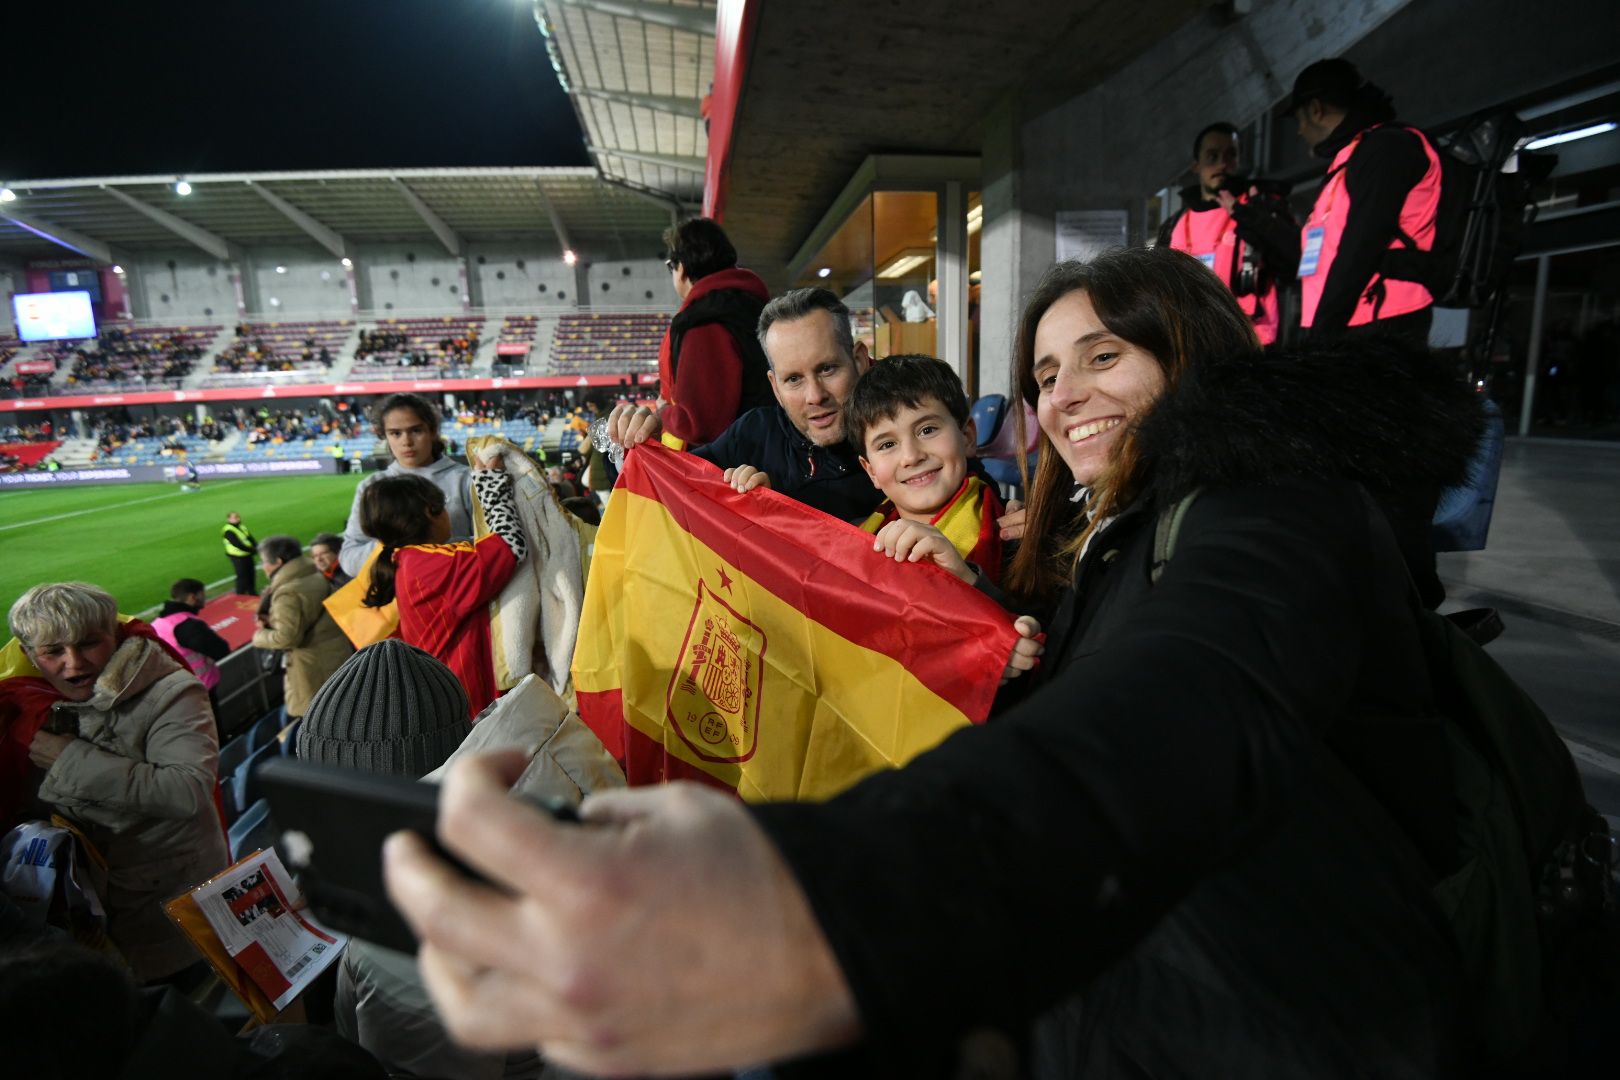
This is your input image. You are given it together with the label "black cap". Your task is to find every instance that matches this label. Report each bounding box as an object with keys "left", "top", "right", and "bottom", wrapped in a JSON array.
[{"left": 1286, "top": 58, "right": 1363, "bottom": 116}]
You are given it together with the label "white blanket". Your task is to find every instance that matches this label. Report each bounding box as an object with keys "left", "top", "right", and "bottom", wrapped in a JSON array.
[{"left": 466, "top": 436, "right": 584, "bottom": 702}]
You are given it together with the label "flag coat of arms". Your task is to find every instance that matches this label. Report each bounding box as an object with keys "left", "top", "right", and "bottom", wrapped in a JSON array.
[{"left": 572, "top": 443, "right": 1017, "bottom": 802}]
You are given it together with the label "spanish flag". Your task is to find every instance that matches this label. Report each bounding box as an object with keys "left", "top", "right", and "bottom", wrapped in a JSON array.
[{"left": 572, "top": 443, "right": 1017, "bottom": 802}]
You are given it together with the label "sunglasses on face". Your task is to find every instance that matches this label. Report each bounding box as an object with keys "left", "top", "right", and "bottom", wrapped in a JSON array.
[{"left": 664, "top": 257, "right": 679, "bottom": 271}]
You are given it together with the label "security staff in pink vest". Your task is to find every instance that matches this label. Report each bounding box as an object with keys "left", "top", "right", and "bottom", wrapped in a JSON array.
[
  {"left": 1157, "top": 122, "right": 1298, "bottom": 345},
  {"left": 151, "top": 578, "right": 230, "bottom": 711},
  {"left": 1290, "top": 59, "right": 1442, "bottom": 344}
]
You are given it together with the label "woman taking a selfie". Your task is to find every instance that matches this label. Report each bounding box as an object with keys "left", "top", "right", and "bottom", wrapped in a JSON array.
[{"left": 385, "top": 246, "right": 1484, "bottom": 1078}]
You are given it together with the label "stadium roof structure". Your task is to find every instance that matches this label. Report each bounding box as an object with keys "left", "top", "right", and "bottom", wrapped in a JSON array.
[
  {"left": 532, "top": 0, "right": 713, "bottom": 215},
  {"left": 713, "top": 0, "right": 1207, "bottom": 274},
  {"left": 0, "top": 167, "right": 682, "bottom": 265}
]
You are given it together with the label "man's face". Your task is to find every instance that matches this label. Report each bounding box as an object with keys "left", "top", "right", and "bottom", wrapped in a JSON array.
[
  {"left": 227, "top": 512, "right": 240, "bottom": 525},
  {"left": 310, "top": 544, "right": 338, "bottom": 575},
  {"left": 765, "top": 311, "right": 870, "bottom": 447},
  {"left": 382, "top": 407, "right": 434, "bottom": 468},
  {"left": 1194, "top": 130, "right": 1240, "bottom": 199},
  {"left": 31, "top": 629, "right": 117, "bottom": 702}
]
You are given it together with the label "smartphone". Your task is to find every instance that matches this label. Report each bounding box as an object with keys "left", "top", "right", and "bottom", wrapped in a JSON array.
[{"left": 255, "top": 757, "right": 577, "bottom": 954}]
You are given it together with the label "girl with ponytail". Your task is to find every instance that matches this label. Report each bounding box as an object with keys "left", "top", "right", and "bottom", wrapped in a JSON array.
[{"left": 359, "top": 452, "right": 526, "bottom": 717}]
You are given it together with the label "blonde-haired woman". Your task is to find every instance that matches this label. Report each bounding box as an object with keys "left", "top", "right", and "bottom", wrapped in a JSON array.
[{"left": 6, "top": 582, "right": 227, "bottom": 982}]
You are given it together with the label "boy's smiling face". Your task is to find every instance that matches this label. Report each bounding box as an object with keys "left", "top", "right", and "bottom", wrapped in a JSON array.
[{"left": 859, "top": 397, "right": 975, "bottom": 522}]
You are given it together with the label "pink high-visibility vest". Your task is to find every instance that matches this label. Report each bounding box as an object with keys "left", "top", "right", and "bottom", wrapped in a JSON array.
[
  {"left": 1170, "top": 203, "right": 1281, "bottom": 345},
  {"left": 1299, "top": 125, "right": 1442, "bottom": 328},
  {"left": 151, "top": 611, "right": 222, "bottom": 691}
]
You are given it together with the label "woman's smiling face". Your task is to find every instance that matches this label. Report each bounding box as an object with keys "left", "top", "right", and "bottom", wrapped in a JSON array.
[{"left": 1032, "top": 289, "right": 1167, "bottom": 486}]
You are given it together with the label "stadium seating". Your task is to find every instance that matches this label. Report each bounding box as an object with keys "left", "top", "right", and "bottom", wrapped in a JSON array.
[
  {"left": 208, "top": 319, "right": 351, "bottom": 384},
  {"left": 58, "top": 324, "right": 211, "bottom": 393},
  {"left": 351, "top": 315, "right": 483, "bottom": 378},
  {"left": 546, "top": 312, "right": 664, "bottom": 375}
]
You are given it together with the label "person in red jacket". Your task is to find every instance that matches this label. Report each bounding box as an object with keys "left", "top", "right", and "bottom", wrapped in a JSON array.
[
  {"left": 357, "top": 456, "right": 526, "bottom": 719},
  {"left": 657, "top": 217, "right": 773, "bottom": 448}
]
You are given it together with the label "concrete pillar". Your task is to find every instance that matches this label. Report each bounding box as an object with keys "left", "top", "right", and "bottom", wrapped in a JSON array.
[
  {"left": 230, "top": 262, "right": 262, "bottom": 319},
  {"left": 573, "top": 261, "right": 591, "bottom": 310},
  {"left": 936, "top": 180, "right": 971, "bottom": 390},
  {"left": 1518, "top": 254, "right": 1550, "bottom": 437}
]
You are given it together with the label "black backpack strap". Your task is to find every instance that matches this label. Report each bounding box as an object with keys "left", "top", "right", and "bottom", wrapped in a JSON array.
[{"left": 1150, "top": 487, "right": 1203, "bottom": 585}]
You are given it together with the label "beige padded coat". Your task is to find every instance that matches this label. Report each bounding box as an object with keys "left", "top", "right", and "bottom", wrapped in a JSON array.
[
  {"left": 251, "top": 555, "right": 352, "bottom": 717},
  {"left": 37, "top": 636, "right": 230, "bottom": 980}
]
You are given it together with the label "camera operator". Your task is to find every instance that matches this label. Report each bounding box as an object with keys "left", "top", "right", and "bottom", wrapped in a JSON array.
[{"left": 1157, "top": 121, "right": 1298, "bottom": 345}]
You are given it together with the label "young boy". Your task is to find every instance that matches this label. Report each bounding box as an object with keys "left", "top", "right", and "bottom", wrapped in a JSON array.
[
  {"left": 846, "top": 353, "right": 1005, "bottom": 583},
  {"left": 847, "top": 354, "right": 1040, "bottom": 685}
]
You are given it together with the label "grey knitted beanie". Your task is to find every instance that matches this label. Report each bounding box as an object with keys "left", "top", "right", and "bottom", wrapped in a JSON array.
[{"left": 296, "top": 639, "right": 471, "bottom": 778}]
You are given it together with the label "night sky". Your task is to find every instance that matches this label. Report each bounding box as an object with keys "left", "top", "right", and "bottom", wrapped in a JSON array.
[{"left": 5, "top": 0, "right": 590, "bottom": 179}]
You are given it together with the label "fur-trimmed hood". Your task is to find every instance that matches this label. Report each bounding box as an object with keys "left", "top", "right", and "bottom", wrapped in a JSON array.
[
  {"left": 1134, "top": 335, "right": 1486, "bottom": 510},
  {"left": 84, "top": 636, "right": 186, "bottom": 712}
]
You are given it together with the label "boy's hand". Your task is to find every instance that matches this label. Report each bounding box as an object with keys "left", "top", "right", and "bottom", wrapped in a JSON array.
[
  {"left": 872, "top": 520, "right": 974, "bottom": 585},
  {"left": 997, "top": 499, "right": 1025, "bottom": 541},
  {"left": 606, "top": 403, "right": 663, "bottom": 448},
  {"left": 724, "top": 465, "right": 772, "bottom": 493},
  {"left": 1000, "top": 616, "right": 1044, "bottom": 685}
]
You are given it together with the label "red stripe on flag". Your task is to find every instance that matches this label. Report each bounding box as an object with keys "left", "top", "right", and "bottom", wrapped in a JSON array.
[
  {"left": 579, "top": 686, "right": 741, "bottom": 793},
  {"left": 617, "top": 444, "right": 1015, "bottom": 721}
]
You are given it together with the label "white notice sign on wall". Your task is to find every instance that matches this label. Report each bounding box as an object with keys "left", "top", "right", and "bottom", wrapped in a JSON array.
[{"left": 1055, "top": 210, "right": 1129, "bottom": 262}]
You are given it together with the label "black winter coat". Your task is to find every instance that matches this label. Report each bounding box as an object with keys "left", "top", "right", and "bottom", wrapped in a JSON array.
[
  {"left": 754, "top": 337, "right": 1484, "bottom": 1077},
  {"left": 692, "top": 405, "right": 882, "bottom": 523}
]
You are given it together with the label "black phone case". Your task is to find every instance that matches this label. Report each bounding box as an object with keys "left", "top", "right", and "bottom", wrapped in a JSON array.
[{"left": 256, "top": 757, "right": 479, "bottom": 954}]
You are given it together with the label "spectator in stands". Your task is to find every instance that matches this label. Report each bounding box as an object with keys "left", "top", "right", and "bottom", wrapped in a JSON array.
[
  {"left": 609, "top": 287, "right": 882, "bottom": 522},
  {"left": 222, "top": 511, "right": 258, "bottom": 595},
  {"left": 384, "top": 247, "right": 1483, "bottom": 1077},
  {"left": 251, "top": 536, "right": 352, "bottom": 722},
  {"left": 151, "top": 578, "right": 230, "bottom": 712},
  {"left": 847, "top": 354, "right": 1006, "bottom": 583},
  {"left": 339, "top": 393, "right": 473, "bottom": 579},
  {"left": 657, "top": 217, "right": 774, "bottom": 447},
  {"left": 308, "top": 532, "right": 352, "bottom": 591},
  {"left": 7, "top": 582, "right": 229, "bottom": 983},
  {"left": 358, "top": 455, "right": 525, "bottom": 719}
]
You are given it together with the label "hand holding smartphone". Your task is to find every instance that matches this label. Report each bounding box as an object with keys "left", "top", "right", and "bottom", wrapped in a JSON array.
[{"left": 256, "top": 757, "right": 577, "bottom": 954}]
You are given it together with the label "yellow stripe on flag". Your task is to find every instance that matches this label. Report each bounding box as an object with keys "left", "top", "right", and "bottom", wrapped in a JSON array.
[{"left": 574, "top": 486, "right": 982, "bottom": 802}]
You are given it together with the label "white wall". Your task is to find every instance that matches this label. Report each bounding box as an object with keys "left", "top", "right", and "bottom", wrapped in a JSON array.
[
  {"left": 249, "top": 247, "right": 353, "bottom": 318},
  {"left": 358, "top": 243, "right": 463, "bottom": 314},
  {"left": 85, "top": 249, "right": 674, "bottom": 324},
  {"left": 586, "top": 258, "right": 674, "bottom": 308},
  {"left": 468, "top": 246, "right": 577, "bottom": 309},
  {"left": 136, "top": 252, "right": 237, "bottom": 322}
]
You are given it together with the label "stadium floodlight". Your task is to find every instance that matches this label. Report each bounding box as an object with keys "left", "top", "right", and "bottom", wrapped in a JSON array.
[
  {"left": 275, "top": 265, "right": 288, "bottom": 274},
  {"left": 0, "top": 187, "right": 15, "bottom": 202},
  {"left": 1524, "top": 121, "right": 1616, "bottom": 150},
  {"left": 563, "top": 249, "right": 578, "bottom": 266},
  {"left": 817, "top": 267, "right": 832, "bottom": 278},
  {"left": 175, "top": 180, "right": 193, "bottom": 196},
  {"left": 340, "top": 257, "right": 353, "bottom": 268}
]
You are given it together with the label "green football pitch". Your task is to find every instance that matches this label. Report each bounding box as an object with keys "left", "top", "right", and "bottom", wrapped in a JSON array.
[{"left": 0, "top": 474, "right": 365, "bottom": 623}]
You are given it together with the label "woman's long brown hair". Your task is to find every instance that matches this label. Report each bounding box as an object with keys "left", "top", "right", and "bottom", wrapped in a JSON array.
[
  {"left": 359, "top": 474, "right": 446, "bottom": 608},
  {"left": 1003, "top": 247, "right": 1259, "bottom": 602}
]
